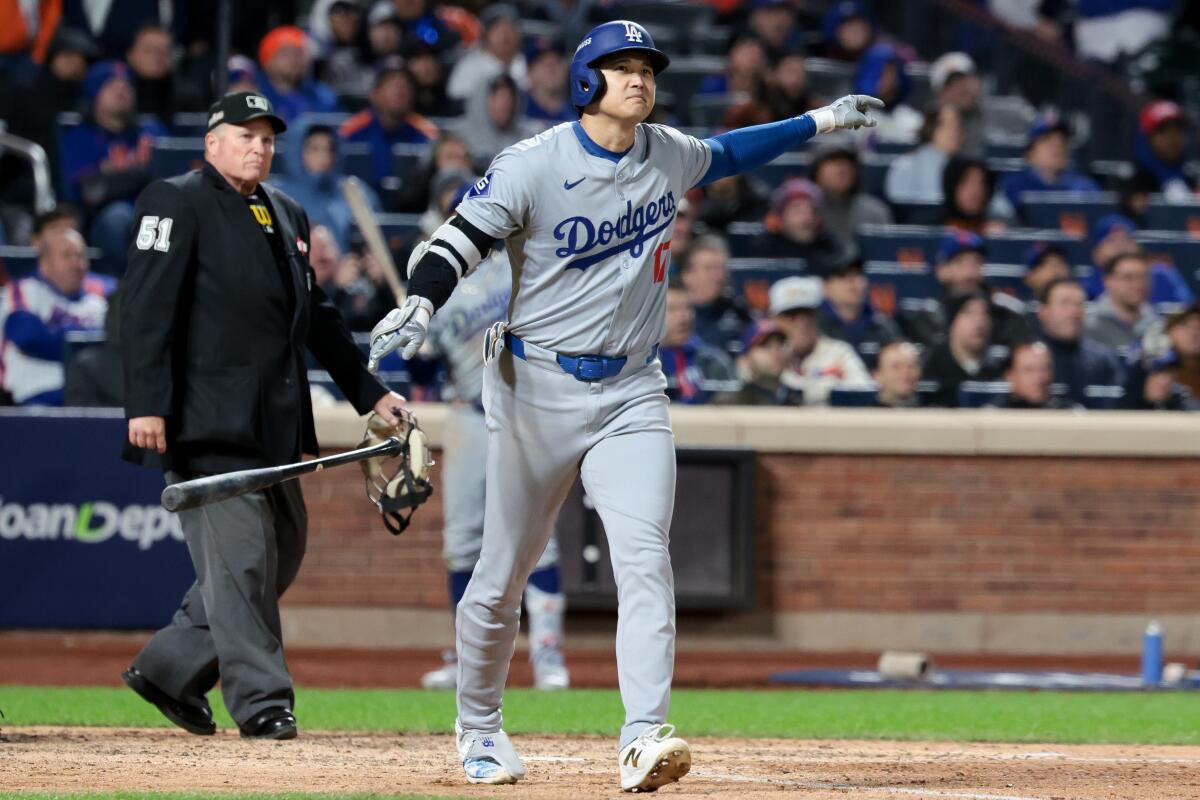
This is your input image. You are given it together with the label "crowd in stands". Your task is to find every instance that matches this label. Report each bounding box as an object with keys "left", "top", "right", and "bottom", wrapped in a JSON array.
[{"left": 1, "top": 0, "right": 1199, "bottom": 412}]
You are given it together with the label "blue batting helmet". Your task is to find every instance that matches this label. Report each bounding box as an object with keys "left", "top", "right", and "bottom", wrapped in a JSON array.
[{"left": 569, "top": 20, "right": 670, "bottom": 109}]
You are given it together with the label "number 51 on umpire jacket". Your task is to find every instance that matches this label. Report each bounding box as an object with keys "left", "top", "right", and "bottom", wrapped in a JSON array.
[{"left": 120, "top": 160, "right": 388, "bottom": 474}]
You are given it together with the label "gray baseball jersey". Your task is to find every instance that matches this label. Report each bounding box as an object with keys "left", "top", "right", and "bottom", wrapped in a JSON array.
[
  {"left": 454, "top": 121, "right": 711, "bottom": 356},
  {"left": 425, "top": 253, "right": 512, "bottom": 405},
  {"left": 451, "top": 120, "right": 713, "bottom": 750}
]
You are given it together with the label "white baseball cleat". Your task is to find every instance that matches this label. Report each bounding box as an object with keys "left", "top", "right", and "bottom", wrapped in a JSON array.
[
  {"left": 618, "top": 723, "right": 691, "bottom": 792},
  {"left": 419, "top": 651, "right": 457, "bottom": 690},
  {"left": 456, "top": 719, "right": 526, "bottom": 785}
]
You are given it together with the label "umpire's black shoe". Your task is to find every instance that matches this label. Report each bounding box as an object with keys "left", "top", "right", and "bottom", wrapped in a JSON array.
[
  {"left": 122, "top": 667, "right": 216, "bottom": 736},
  {"left": 239, "top": 707, "right": 298, "bottom": 740}
]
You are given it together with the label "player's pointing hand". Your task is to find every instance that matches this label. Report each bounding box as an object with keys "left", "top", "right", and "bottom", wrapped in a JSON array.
[
  {"left": 368, "top": 295, "right": 434, "bottom": 372},
  {"left": 809, "top": 94, "right": 885, "bottom": 133}
]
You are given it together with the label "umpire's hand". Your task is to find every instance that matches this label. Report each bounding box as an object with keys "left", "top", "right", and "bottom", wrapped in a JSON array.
[{"left": 129, "top": 416, "right": 167, "bottom": 453}]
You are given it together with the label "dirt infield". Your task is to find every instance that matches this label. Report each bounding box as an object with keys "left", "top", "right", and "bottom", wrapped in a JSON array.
[{"left": 4, "top": 727, "right": 1200, "bottom": 800}]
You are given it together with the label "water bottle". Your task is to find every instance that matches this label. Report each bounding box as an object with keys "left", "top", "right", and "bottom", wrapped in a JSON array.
[{"left": 1141, "top": 621, "right": 1163, "bottom": 686}]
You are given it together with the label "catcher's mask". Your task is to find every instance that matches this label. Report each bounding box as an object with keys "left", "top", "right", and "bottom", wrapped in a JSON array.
[{"left": 358, "top": 411, "right": 434, "bottom": 535}]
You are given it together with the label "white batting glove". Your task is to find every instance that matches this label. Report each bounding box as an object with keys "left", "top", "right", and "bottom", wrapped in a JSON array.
[
  {"left": 368, "top": 295, "right": 434, "bottom": 371},
  {"left": 808, "top": 95, "right": 885, "bottom": 133}
]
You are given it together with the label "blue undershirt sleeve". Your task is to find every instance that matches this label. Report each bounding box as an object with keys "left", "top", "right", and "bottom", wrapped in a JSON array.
[
  {"left": 698, "top": 114, "right": 818, "bottom": 188},
  {"left": 4, "top": 311, "right": 67, "bottom": 361}
]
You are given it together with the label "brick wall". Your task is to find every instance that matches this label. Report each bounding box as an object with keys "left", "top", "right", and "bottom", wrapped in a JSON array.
[{"left": 289, "top": 450, "right": 1200, "bottom": 616}]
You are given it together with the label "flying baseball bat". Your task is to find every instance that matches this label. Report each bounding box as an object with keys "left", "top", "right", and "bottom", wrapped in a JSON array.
[
  {"left": 161, "top": 437, "right": 403, "bottom": 512},
  {"left": 343, "top": 176, "right": 407, "bottom": 305}
]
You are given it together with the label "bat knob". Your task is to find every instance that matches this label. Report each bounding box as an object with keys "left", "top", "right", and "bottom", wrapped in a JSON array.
[{"left": 161, "top": 485, "right": 183, "bottom": 512}]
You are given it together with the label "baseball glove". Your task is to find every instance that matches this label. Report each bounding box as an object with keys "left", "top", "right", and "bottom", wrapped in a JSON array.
[{"left": 358, "top": 411, "right": 434, "bottom": 535}]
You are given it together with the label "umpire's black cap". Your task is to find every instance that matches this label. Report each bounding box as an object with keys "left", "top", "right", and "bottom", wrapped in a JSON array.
[{"left": 207, "top": 91, "right": 288, "bottom": 134}]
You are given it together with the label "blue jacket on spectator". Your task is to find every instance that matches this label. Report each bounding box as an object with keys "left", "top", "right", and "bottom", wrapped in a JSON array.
[
  {"left": 693, "top": 295, "right": 753, "bottom": 357},
  {"left": 274, "top": 116, "right": 382, "bottom": 252},
  {"left": 339, "top": 107, "right": 438, "bottom": 187},
  {"left": 257, "top": 76, "right": 341, "bottom": 125},
  {"left": 524, "top": 94, "right": 574, "bottom": 125},
  {"left": 1040, "top": 333, "right": 1125, "bottom": 406},
  {"left": 60, "top": 116, "right": 167, "bottom": 204},
  {"left": 660, "top": 334, "right": 737, "bottom": 405},
  {"left": 817, "top": 298, "right": 900, "bottom": 369},
  {"left": 853, "top": 44, "right": 910, "bottom": 109}
]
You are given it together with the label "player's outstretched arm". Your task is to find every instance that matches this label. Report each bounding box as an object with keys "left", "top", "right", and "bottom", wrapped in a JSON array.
[
  {"left": 696, "top": 94, "right": 883, "bottom": 188},
  {"left": 368, "top": 214, "right": 496, "bottom": 371}
]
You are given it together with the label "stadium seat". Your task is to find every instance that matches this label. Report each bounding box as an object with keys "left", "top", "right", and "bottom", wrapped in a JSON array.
[
  {"left": 984, "top": 263, "right": 1031, "bottom": 302},
  {"left": 149, "top": 138, "right": 205, "bottom": 179},
  {"left": 1082, "top": 384, "right": 1124, "bottom": 410},
  {"left": 857, "top": 224, "right": 942, "bottom": 266},
  {"left": 829, "top": 386, "right": 880, "bottom": 407},
  {"left": 726, "top": 221, "right": 765, "bottom": 257},
  {"left": 374, "top": 213, "right": 424, "bottom": 255},
  {"left": 170, "top": 112, "right": 209, "bottom": 136},
  {"left": 1019, "top": 192, "right": 1118, "bottom": 236},
  {"left": 690, "top": 94, "right": 734, "bottom": 128},
  {"left": 889, "top": 201, "right": 942, "bottom": 225},
  {"left": 863, "top": 260, "right": 938, "bottom": 313},
  {"left": 727, "top": 257, "right": 807, "bottom": 312},
  {"left": 982, "top": 229, "right": 1088, "bottom": 266},
  {"left": 1134, "top": 233, "right": 1200, "bottom": 298},
  {"left": 749, "top": 152, "right": 809, "bottom": 188},
  {"left": 1145, "top": 201, "right": 1200, "bottom": 238},
  {"left": 655, "top": 56, "right": 727, "bottom": 108},
  {"left": 804, "top": 58, "right": 854, "bottom": 100},
  {"left": 958, "top": 381, "right": 1010, "bottom": 408},
  {"left": 0, "top": 246, "right": 38, "bottom": 277},
  {"left": 859, "top": 152, "right": 894, "bottom": 198}
]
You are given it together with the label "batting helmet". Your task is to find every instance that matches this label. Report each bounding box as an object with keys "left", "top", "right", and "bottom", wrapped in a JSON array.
[{"left": 570, "top": 20, "right": 670, "bottom": 109}]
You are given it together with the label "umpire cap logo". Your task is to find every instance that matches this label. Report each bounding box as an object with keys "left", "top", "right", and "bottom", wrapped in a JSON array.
[
  {"left": 622, "top": 22, "right": 643, "bottom": 42},
  {"left": 246, "top": 95, "right": 269, "bottom": 110}
]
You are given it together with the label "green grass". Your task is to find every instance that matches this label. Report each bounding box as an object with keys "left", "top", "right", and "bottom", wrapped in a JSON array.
[{"left": 3, "top": 685, "right": 1199, "bottom": 745}]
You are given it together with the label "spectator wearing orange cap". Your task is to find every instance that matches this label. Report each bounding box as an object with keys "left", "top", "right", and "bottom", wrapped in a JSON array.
[
  {"left": 257, "top": 25, "right": 341, "bottom": 124},
  {"left": 1130, "top": 100, "right": 1196, "bottom": 202}
]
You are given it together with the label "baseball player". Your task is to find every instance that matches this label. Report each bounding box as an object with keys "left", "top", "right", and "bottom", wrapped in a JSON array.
[
  {"left": 419, "top": 185, "right": 569, "bottom": 692},
  {"left": 369, "top": 20, "right": 881, "bottom": 791}
]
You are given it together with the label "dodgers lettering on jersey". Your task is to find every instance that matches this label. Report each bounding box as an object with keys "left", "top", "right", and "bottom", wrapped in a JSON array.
[
  {"left": 425, "top": 254, "right": 512, "bottom": 404},
  {"left": 454, "top": 121, "right": 711, "bottom": 357}
]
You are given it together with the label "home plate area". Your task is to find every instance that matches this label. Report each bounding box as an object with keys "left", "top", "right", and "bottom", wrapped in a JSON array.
[{"left": 4, "top": 728, "right": 1200, "bottom": 799}]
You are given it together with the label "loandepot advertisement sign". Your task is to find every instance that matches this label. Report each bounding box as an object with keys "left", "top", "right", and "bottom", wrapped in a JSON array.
[
  {"left": 0, "top": 410, "right": 195, "bottom": 629},
  {"left": 0, "top": 499, "right": 183, "bottom": 550}
]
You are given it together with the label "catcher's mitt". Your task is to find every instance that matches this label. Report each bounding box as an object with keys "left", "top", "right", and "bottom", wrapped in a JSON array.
[{"left": 358, "top": 411, "right": 434, "bottom": 535}]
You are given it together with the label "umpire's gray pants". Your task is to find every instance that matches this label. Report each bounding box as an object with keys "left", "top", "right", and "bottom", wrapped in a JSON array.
[
  {"left": 456, "top": 348, "right": 677, "bottom": 749},
  {"left": 132, "top": 471, "right": 307, "bottom": 726}
]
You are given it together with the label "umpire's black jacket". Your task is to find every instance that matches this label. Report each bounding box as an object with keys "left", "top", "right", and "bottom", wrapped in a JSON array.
[{"left": 121, "top": 161, "right": 387, "bottom": 473}]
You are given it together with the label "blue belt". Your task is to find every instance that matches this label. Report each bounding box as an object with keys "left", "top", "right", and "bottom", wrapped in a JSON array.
[{"left": 503, "top": 332, "right": 657, "bottom": 383}]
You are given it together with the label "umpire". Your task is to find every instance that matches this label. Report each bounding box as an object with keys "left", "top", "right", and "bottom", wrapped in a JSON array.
[{"left": 119, "top": 91, "right": 405, "bottom": 740}]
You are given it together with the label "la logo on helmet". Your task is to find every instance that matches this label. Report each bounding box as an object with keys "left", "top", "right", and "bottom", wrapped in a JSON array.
[{"left": 623, "top": 22, "right": 643, "bottom": 43}]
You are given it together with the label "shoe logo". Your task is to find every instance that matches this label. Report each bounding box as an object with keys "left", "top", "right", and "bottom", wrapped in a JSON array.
[
  {"left": 482, "top": 737, "right": 494, "bottom": 747},
  {"left": 623, "top": 748, "right": 641, "bottom": 768},
  {"left": 564, "top": 177, "right": 586, "bottom": 190}
]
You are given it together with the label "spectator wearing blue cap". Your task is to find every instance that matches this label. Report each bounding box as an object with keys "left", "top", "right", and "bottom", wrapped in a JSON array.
[
  {"left": 715, "top": 320, "right": 803, "bottom": 406},
  {"left": 820, "top": 1, "right": 875, "bottom": 63},
  {"left": 339, "top": 59, "right": 439, "bottom": 187},
  {"left": 815, "top": 248, "right": 899, "bottom": 369},
  {"left": 679, "top": 235, "right": 753, "bottom": 357},
  {"left": 523, "top": 38, "right": 573, "bottom": 127},
  {"left": 997, "top": 115, "right": 1101, "bottom": 223},
  {"left": 60, "top": 59, "right": 167, "bottom": 277},
  {"left": 1036, "top": 278, "right": 1124, "bottom": 405},
  {"left": 446, "top": 4, "right": 526, "bottom": 104},
  {"left": 921, "top": 290, "right": 1007, "bottom": 407},
  {"left": 1084, "top": 249, "right": 1158, "bottom": 357},
  {"left": 852, "top": 44, "right": 921, "bottom": 145},
  {"left": 660, "top": 279, "right": 737, "bottom": 405},
  {"left": 1022, "top": 242, "right": 1072, "bottom": 312},
  {"left": 899, "top": 230, "right": 1030, "bottom": 352},
  {"left": 1083, "top": 213, "right": 1193, "bottom": 308}
]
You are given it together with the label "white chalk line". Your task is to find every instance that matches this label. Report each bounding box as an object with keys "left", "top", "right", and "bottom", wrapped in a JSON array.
[{"left": 693, "top": 770, "right": 1043, "bottom": 800}]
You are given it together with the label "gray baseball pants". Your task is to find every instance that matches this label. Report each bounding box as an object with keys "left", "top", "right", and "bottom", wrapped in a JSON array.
[
  {"left": 456, "top": 347, "right": 677, "bottom": 749},
  {"left": 132, "top": 471, "right": 306, "bottom": 726}
]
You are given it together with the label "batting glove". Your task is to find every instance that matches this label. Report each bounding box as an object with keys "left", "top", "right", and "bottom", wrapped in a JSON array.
[
  {"left": 369, "top": 295, "right": 434, "bottom": 372},
  {"left": 808, "top": 95, "right": 885, "bottom": 134}
]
